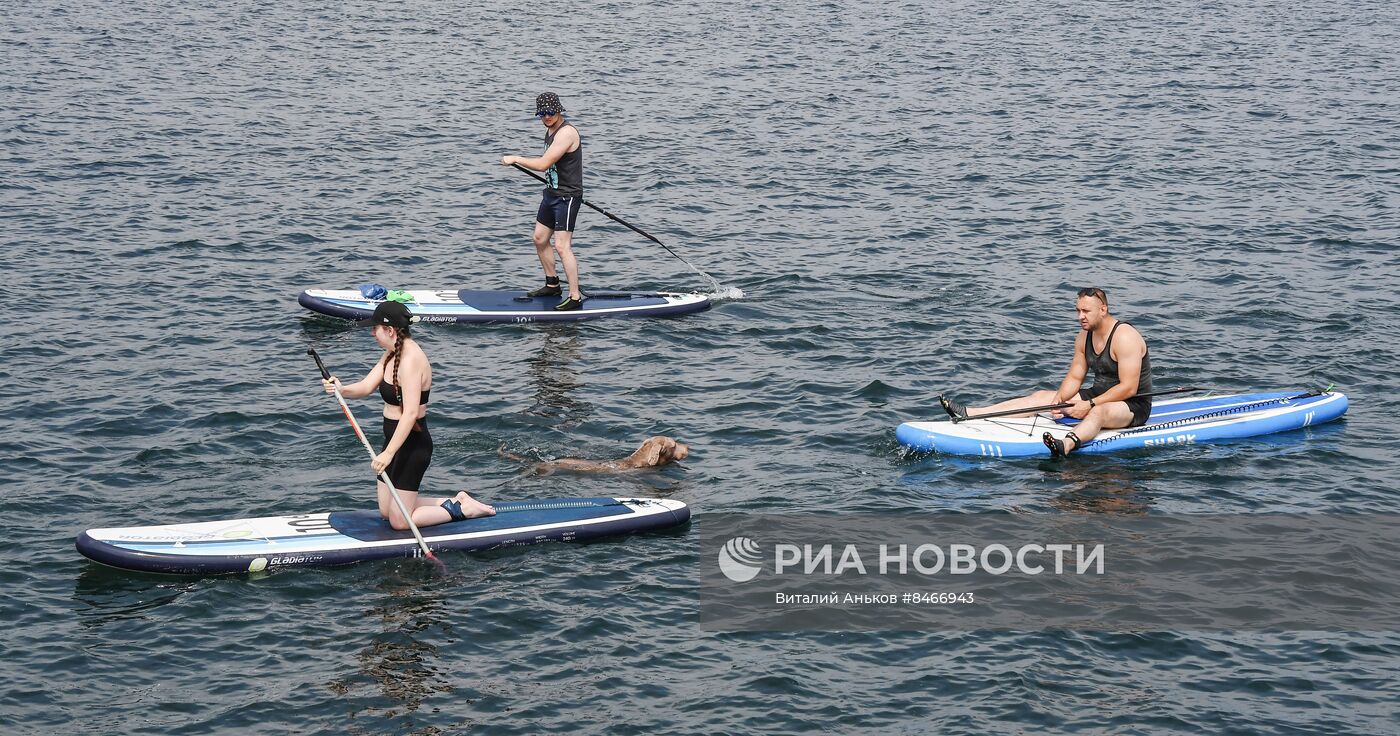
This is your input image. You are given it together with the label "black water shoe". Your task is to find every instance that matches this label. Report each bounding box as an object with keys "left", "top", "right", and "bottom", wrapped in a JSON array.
[
  {"left": 553, "top": 296, "right": 583, "bottom": 311},
  {"left": 527, "top": 284, "right": 562, "bottom": 298},
  {"left": 939, "top": 394, "right": 967, "bottom": 421},
  {"left": 1043, "top": 431, "right": 1080, "bottom": 458}
]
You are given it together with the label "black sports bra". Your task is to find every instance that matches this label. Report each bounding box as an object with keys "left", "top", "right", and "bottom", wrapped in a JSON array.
[{"left": 379, "top": 379, "right": 430, "bottom": 407}]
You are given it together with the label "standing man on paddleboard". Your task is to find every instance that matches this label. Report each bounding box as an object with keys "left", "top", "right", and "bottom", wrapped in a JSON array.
[
  {"left": 938, "top": 287, "right": 1154, "bottom": 457},
  {"left": 501, "top": 92, "right": 585, "bottom": 311}
]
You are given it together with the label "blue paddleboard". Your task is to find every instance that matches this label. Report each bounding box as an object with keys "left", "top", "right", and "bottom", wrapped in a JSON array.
[{"left": 896, "top": 391, "right": 1348, "bottom": 457}]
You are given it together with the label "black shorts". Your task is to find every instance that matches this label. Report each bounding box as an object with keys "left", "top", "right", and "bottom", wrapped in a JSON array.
[
  {"left": 1080, "top": 388, "right": 1152, "bottom": 428},
  {"left": 536, "top": 191, "right": 582, "bottom": 232},
  {"left": 382, "top": 416, "right": 432, "bottom": 491}
]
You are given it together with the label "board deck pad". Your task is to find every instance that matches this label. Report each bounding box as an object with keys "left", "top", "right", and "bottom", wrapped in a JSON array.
[
  {"left": 77, "top": 497, "right": 690, "bottom": 574},
  {"left": 895, "top": 391, "right": 1348, "bottom": 457},
  {"left": 299, "top": 288, "right": 711, "bottom": 324}
]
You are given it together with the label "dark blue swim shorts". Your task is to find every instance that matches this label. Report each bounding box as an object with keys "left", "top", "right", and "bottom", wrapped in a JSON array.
[{"left": 536, "top": 192, "right": 582, "bottom": 232}]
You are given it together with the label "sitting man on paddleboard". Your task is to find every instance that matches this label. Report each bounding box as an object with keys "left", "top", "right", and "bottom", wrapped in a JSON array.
[
  {"left": 939, "top": 287, "right": 1153, "bottom": 457},
  {"left": 501, "top": 92, "right": 585, "bottom": 311},
  {"left": 500, "top": 436, "right": 690, "bottom": 474}
]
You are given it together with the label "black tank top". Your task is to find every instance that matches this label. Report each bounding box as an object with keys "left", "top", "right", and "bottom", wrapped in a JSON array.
[
  {"left": 544, "top": 124, "right": 583, "bottom": 197},
  {"left": 1085, "top": 321, "right": 1153, "bottom": 397}
]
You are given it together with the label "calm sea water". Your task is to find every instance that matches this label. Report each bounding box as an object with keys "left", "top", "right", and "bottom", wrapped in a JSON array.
[{"left": 5, "top": 0, "right": 1400, "bottom": 733}]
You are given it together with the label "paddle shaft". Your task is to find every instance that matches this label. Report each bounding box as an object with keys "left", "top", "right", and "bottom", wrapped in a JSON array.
[
  {"left": 308, "top": 350, "right": 436, "bottom": 560},
  {"left": 510, "top": 163, "right": 718, "bottom": 287},
  {"left": 953, "top": 386, "right": 1209, "bottom": 423}
]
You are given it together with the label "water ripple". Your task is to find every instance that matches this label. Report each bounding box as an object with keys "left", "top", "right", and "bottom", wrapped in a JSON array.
[{"left": 5, "top": 0, "right": 1400, "bottom": 733}]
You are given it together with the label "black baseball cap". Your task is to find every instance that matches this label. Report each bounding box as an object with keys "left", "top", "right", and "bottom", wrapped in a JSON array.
[{"left": 356, "top": 300, "right": 413, "bottom": 328}]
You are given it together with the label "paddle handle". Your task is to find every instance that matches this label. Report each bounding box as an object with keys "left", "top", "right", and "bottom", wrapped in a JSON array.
[
  {"left": 309, "top": 349, "right": 332, "bottom": 380},
  {"left": 307, "top": 350, "right": 436, "bottom": 560}
]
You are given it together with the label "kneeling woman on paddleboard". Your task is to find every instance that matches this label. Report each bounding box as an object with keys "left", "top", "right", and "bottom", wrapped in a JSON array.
[{"left": 323, "top": 301, "right": 494, "bottom": 529}]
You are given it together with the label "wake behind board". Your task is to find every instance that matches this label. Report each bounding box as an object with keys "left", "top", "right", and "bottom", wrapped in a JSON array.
[
  {"left": 299, "top": 288, "right": 710, "bottom": 324},
  {"left": 77, "top": 497, "right": 689, "bottom": 575},
  {"left": 896, "top": 391, "right": 1348, "bottom": 458}
]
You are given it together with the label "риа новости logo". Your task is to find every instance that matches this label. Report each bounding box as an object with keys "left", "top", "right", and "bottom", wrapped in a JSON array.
[{"left": 718, "top": 537, "right": 762, "bottom": 582}]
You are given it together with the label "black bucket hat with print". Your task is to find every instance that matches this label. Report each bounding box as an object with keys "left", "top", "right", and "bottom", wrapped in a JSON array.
[{"left": 534, "top": 92, "right": 565, "bottom": 116}]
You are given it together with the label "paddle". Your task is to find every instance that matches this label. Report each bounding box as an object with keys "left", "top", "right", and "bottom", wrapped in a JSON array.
[
  {"left": 952, "top": 386, "right": 1209, "bottom": 423},
  {"left": 510, "top": 163, "right": 721, "bottom": 291},
  {"left": 307, "top": 349, "right": 439, "bottom": 564}
]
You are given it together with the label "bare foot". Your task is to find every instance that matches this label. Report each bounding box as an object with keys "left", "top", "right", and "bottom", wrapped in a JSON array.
[{"left": 453, "top": 491, "right": 496, "bottom": 518}]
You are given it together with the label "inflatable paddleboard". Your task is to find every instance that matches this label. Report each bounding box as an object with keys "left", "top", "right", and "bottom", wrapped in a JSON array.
[
  {"left": 299, "top": 288, "right": 710, "bottom": 324},
  {"left": 77, "top": 497, "right": 689, "bottom": 574},
  {"left": 896, "top": 391, "right": 1348, "bottom": 457}
]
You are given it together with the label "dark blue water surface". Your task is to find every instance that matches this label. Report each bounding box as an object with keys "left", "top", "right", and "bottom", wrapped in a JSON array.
[{"left": 5, "top": 0, "right": 1400, "bottom": 733}]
